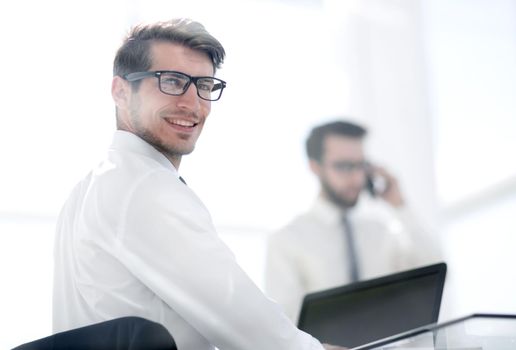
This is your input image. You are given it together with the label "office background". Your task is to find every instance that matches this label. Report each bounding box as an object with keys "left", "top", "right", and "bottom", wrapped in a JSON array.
[{"left": 1, "top": 0, "right": 515, "bottom": 348}]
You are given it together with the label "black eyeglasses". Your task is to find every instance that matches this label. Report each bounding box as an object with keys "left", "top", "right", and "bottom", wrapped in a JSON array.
[
  {"left": 123, "top": 70, "right": 227, "bottom": 101},
  {"left": 328, "top": 160, "right": 370, "bottom": 173}
]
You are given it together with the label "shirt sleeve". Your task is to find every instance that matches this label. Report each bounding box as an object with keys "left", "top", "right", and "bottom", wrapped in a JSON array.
[
  {"left": 390, "top": 206, "right": 443, "bottom": 267},
  {"left": 114, "top": 169, "right": 325, "bottom": 350}
]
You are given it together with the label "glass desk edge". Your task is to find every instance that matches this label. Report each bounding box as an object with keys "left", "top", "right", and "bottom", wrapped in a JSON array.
[{"left": 350, "top": 313, "right": 516, "bottom": 350}]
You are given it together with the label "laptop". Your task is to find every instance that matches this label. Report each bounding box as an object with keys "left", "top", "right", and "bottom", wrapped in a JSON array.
[{"left": 297, "top": 262, "right": 447, "bottom": 348}]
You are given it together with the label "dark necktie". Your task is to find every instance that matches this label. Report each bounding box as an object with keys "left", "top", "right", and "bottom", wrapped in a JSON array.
[
  {"left": 179, "top": 176, "right": 187, "bottom": 185},
  {"left": 342, "top": 214, "right": 360, "bottom": 283}
]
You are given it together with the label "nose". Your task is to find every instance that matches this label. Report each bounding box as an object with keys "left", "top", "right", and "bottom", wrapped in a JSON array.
[
  {"left": 176, "top": 82, "right": 201, "bottom": 111},
  {"left": 349, "top": 168, "right": 366, "bottom": 185}
]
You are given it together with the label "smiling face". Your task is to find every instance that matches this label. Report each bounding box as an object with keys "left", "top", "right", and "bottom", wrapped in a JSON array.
[{"left": 112, "top": 42, "right": 214, "bottom": 168}]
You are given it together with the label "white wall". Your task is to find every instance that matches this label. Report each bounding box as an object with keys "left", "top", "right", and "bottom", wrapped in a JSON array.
[
  {"left": 422, "top": 0, "right": 516, "bottom": 319},
  {"left": 0, "top": 217, "right": 55, "bottom": 347},
  {"left": 324, "top": 0, "right": 439, "bottom": 229}
]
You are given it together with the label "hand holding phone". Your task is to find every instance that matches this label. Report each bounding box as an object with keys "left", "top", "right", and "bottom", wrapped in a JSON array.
[{"left": 365, "top": 164, "right": 405, "bottom": 207}]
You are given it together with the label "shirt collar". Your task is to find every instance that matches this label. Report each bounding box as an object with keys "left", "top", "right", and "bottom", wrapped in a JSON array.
[
  {"left": 109, "top": 130, "right": 180, "bottom": 176},
  {"left": 311, "top": 194, "right": 352, "bottom": 225}
]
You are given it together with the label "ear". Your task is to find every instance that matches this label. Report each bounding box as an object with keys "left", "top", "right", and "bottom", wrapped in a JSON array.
[
  {"left": 309, "top": 159, "right": 322, "bottom": 177},
  {"left": 111, "top": 75, "right": 130, "bottom": 110}
]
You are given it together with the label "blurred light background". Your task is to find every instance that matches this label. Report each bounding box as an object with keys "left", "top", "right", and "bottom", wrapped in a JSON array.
[{"left": 1, "top": 0, "right": 515, "bottom": 347}]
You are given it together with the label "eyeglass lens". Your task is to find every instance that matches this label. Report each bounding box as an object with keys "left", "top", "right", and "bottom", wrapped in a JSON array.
[
  {"left": 330, "top": 161, "right": 369, "bottom": 173},
  {"left": 159, "top": 72, "right": 221, "bottom": 101}
]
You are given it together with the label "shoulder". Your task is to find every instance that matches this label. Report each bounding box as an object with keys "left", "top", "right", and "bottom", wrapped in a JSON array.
[
  {"left": 100, "top": 145, "right": 188, "bottom": 201},
  {"left": 94, "top": 150, "right": 211, "bottom": 225}
]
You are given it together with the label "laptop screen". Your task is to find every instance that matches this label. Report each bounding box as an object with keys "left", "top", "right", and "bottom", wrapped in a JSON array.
[{"left": 297, "top": 263, "right": 447, "bottom": 348}]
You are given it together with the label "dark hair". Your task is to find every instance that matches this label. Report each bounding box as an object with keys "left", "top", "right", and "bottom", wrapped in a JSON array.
[
  {"left": 113, "top": 18, "right": 225, "bottom": 87},
  {"left": 306, "top": 120, "right": 367, "bottom": 162}
]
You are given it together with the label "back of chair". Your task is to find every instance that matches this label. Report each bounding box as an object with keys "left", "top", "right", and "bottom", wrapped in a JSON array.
[{"left": 12, "top": 316, "right": 177, "bottom": 350}]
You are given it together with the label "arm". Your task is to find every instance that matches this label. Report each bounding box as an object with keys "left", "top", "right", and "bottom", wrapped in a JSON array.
[
  {"left": 391, "top": 206, "right": 443, "bottom": 266},
  {"left": 371, "top": 165, "right": 442, "bottom": 265},
  {"left": 116, "top": 170, "right": 324, "bottom": 350}
]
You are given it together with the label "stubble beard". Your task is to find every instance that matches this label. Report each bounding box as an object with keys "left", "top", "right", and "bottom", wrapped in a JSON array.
[
  {"left": 129, "top": 107, "right": 196, "bottom": 164},
  {"left": 320, "top": 178, "right": 360, "bottom": 210}
]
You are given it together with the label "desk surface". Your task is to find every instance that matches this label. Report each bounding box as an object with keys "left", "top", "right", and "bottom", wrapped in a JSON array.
[{"left": 353, "top": 314, "right": 516, "bottom": 350}]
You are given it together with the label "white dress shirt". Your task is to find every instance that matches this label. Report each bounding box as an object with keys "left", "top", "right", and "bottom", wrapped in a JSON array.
[
  {"left": 53, "top": 131, "right": 324, "bottom": 350},
  {"left": 265, "top": 195, "right": 441, "bottom": 322}
]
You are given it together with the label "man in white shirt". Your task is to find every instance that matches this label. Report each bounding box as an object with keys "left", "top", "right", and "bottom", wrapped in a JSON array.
[
  {"left": 265, "top": 120, "right": 441, "bottom": 322},
  {"left": 53, "top": 19, "right": 345, "bottom": 350}
]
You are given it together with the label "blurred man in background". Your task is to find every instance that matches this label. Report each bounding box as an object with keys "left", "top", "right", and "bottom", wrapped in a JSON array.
[{"left": 265, "top": 120, "right": 441, "bottom": 322}]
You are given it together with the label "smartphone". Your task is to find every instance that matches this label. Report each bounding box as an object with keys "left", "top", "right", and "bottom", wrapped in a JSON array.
[
  {"left": 365, "top": 172, "right": 378, "bottom": 197},
  {"left": 365, "top": 167, "right": 389, "bottom": 197}
]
